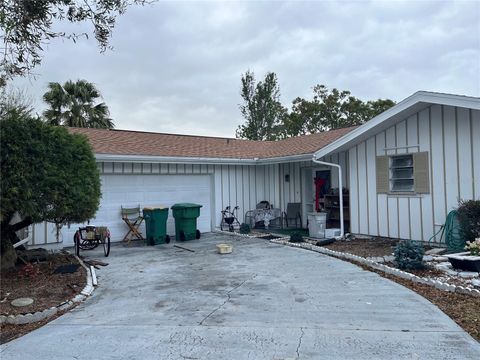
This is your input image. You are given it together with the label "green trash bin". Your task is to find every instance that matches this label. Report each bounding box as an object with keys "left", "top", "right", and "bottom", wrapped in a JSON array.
[
  {"left": 143, "top": 207, "right": 170, "bottom": 245},
  {"left": 171, "top": 203, "right": 203, "bottom": 241}
]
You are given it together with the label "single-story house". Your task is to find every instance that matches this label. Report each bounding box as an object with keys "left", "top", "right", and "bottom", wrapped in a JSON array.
[{"left": 27, "top": 91, "right": 479, "bottom": 248}]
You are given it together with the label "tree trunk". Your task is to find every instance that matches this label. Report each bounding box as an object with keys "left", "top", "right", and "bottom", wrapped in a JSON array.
[
  {"left": 1, "top": 216, "right": 33, "bottom": 270},
  {"left": 0, "top": 234, "right": 17, "bottom": 270}
]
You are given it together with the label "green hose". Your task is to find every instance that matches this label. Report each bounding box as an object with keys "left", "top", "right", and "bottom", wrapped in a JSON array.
[{"left": 428, "top": 210, "right": 465, "bottom": 252}]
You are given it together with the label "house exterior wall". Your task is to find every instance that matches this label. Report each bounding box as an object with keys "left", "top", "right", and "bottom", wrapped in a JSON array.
[
  {"left": 29, "top": 162, "right": 282, "bottom": 246},
  {"left": 29, "top": 152, "right": 352, "bottom": 247},
  {"left": 278, "top": 153, "right": 349, "bottom": 210},
  {"left": 348, "top": 104, "right": 480, "bottom": 243}
]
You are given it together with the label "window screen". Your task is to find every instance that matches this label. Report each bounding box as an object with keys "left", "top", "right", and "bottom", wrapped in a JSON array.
[{"left": 390, "top": 155, "right": 414, "bottom": 192}]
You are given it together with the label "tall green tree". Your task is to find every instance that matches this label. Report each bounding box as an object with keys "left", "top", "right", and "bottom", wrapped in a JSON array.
[
  {"left": 236, "top": 71, "right": 287, "bottom": 141},
  {"left": 0, "top": 0, "right": 148, "bottom": 84},
  {"left": 283, "top": 85, "right": 395, "bottom": 137},
  {"left": 0, "top": 107, "right": 101, "bottom": 269},
  {"left": 43, "top": 79, "right": 114, "bottom": 128}
]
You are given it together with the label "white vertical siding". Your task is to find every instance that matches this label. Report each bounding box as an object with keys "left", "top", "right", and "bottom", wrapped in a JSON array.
[
  {"left": 214, "top": 165, "right": 223, "bottom": 227},
  {"left": 418, "top": 108, "right": 434, "bottom": 242},
  {"left": 349, "top": 146, "right": 359, "bottom": 233},
  {"left": 472, "top": 110, "right": 480, "bottom": 199},
  {"left": 457, "top": 108, "right": 473, "bottom": 200},
  {"left": 443, "top": 105, "right": 459, "bottom": 214},
  {"left": 375, "top": 131, "right": 389, "bottom": 238},
  {"left": 366, "top": 137, "right": 378, "bottom": 236},
  {"left": 357, "top": 142, "right": 368, "bottom": 234},
  {"left": 32, "top": 160, "right": 283, "bottom": 246},
  {"left": 406, "top": 114, "right": 420, "bottom": 241},
  {"left": 347, "top": 105, "right": 480, "bottom": 243},
  {"left": 430, "top": 104, "right": 446, "bottom": 232}
]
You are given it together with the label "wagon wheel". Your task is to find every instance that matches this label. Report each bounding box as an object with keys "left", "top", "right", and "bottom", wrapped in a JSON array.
[
  {"left": 74, "top": 232, "right": 81, "bottom": 257},
  {"left": 103, "top": 235, "right": 111, "bottom": 257},
  {"left": 79, "top": 239, "right": 98, "bottom": 250}
]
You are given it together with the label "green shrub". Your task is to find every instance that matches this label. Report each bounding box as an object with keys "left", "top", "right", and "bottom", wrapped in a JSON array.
[
  {"left": 457, "top": 200, "right": 480, "bottom": 242},
  {"left": 239, "top": 223, "right": 251, "bottom": 234},
  {"left": 394, "top": 240, "right": 425, "bottom": 270},
  {"left": 289, "top": 232, "right": 303, "bottom": 243}
]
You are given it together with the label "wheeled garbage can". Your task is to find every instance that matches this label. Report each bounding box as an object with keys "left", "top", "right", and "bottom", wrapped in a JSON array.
[
  {"left": 171, "top": 203, "right": 203, "bottom": 241},
  {"left": 143, "top": 207, "right": 170, "bottom": 245}
]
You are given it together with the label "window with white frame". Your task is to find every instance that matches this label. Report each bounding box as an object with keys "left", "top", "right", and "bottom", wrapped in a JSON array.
[{"left": 390, "top": 154, "right": 414, "bottom": 192}]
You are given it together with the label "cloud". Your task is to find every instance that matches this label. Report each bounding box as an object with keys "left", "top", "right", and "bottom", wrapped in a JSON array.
[{"left": 12, "top": 0, "right": 480, "bottom": 137}]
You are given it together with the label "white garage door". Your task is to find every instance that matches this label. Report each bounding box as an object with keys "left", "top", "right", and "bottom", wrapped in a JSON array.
[{"left": 62, "top": 174, "right": 212, "bottom": 245}]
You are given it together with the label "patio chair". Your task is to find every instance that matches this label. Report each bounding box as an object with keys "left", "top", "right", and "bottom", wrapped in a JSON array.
[
  {"left": 283, "top": 203, "right": 302, "bottom": 228},
  {"left": 121, "top": 206, "right": 144, "bottom": 244}
]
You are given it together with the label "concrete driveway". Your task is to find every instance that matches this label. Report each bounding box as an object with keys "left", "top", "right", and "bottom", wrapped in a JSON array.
[{"left": 2, "top": 233, "right": 479, "bottom": 359}]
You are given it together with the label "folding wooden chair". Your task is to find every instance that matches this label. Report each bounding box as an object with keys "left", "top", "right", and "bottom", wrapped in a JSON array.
[{"left": 121, "top": 206, "right": 144, "bottom": 243}]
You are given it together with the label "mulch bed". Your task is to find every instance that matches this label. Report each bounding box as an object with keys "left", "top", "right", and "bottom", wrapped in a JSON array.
[
  {"left": 1, "top": 252, "right": 86, "bottom": 344},
  {"left": 0, "top": 252, "right": 86, "bottom": 316},
  {"left": 324, "top": 237, "right": 399, "bottom": 257}
]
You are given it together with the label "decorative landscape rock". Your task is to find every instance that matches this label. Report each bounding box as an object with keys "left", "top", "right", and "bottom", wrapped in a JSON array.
[
  {"left": 425, "top": 247, "right": 447, "bottom": 256},
  {"left": 11, "top": 297, "right": 34, "bottom": 307}
]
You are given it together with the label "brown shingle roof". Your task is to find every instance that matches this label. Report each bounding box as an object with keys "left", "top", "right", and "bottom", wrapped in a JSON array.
[{"left": 68, "top": 126, "right": 357, "bottom": 160}]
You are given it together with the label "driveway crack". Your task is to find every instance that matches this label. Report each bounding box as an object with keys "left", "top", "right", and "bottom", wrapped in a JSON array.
[
  {"left": 296, "top": 327, "right": 304, "bottom": 358},
  {"left": 199, "top": 274, "right": 257, "bottom": 325}
]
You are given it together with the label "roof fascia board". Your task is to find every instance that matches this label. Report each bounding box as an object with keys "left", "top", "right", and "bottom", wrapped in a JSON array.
[
  {"left": 256, "top": 154, "right": 313, "bottom": 164},
  {"left": 417, "top": 91, "right": 480, "bottom": 110},
  {"left": 314, "top": 91, "right": 480, "bottom": 159},
  {"left": 95, "top": 153, "right": 313, "bottom": 165},
  {"left": 95, "top": 154, "right": 257, "bottom": 165}
]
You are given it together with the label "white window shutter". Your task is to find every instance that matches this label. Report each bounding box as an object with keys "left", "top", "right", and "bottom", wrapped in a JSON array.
[
  {"left": 413, "top": 152, "right": 430, "bottom": 194},
  {"left": 376, "top": 156, "right": 389, "bottom": 193}
]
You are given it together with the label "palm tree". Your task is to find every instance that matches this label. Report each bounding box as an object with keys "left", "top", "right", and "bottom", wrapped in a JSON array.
[{"left": 43, "top": 80, "right": 114, "bottom": 128}]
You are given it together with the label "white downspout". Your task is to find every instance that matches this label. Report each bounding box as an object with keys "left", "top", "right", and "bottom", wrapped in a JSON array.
[{"left": 312, "top": 157, "right": 344, "bottom": 239}]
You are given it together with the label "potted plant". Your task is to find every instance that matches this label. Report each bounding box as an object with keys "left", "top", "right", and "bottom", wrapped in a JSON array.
[{"left": 446, "top": 238, "right": 480, "bottom": 272}]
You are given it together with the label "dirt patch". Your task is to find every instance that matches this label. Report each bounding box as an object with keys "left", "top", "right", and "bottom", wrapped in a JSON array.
[
  {"left": 0, "top": 252, "right": 86, "bottom": 316},
  {"left": 324, "top": 237, "right": 399, "bottom": 257}
]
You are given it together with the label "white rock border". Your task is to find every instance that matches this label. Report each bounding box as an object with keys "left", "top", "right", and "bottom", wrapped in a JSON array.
[
  {"left": 0, "top": 254, "right": 96, "bottom": 325},
  {"left": 270, "top": 239, "right": 480, "bottom": 298},
  {"left": 214, "top": 229, "right": 259, "bottom": 238},
  {"left": 214, "top": 229, "right": 291, "bottom": 242}
]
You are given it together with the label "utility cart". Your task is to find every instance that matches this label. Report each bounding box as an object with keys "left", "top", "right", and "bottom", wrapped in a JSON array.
[{"left": 74, "top": 225, "right": 111, "bottom": 257}]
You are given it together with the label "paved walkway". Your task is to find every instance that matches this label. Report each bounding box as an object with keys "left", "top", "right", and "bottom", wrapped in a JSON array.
[{"left": 2, "top": 234, "right": 479, "bottom": 359}]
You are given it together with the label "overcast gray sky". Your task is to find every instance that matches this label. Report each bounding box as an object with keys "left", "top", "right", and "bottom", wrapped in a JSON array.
[{"left": 13, "top": 0, "right": 480, "bottom": 137}]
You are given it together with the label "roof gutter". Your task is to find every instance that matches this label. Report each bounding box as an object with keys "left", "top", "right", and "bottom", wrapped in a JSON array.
[
  {"left": 95, "top": 153, "right": 314, "bottom": 165},
  {"left": 312, "top": 156, "right": 345, "bottom": 239}
]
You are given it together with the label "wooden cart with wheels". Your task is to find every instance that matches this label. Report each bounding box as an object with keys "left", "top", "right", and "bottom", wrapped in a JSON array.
[{"left": 74, "top": 226, "right": 111, "bottom": 257}]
